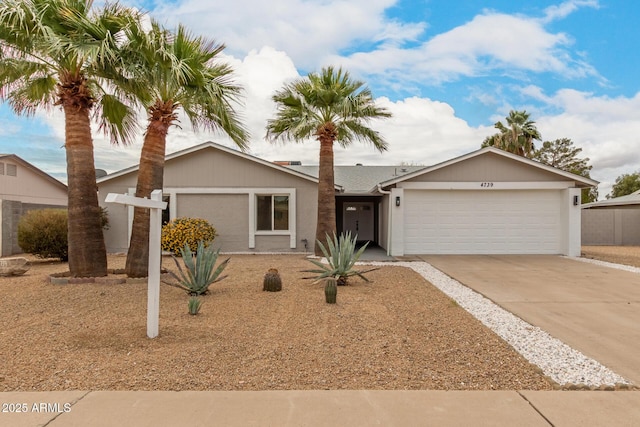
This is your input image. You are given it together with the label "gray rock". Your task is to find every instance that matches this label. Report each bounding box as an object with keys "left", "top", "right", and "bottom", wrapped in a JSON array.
[{"left": 0, "top": 257, "right": 30, "bottom": 277}]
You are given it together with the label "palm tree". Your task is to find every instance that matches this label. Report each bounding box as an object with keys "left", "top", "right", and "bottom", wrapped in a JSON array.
[
  {"left": 120, "top": 21, "right": 249, "bottom": 278},
  {"left": 0, "top": 0, "right": 139, "bottom": 277},
  {"left": 266, "top": 66, "right": 391, "bottom": 255},
  {"left": 482, "top": 110, "right": 541, "bottom": 157}
]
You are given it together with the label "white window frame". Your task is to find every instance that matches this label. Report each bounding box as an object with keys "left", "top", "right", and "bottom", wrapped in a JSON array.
[{"left": 255, "top": 193, "right": 290, "bottom": 233}]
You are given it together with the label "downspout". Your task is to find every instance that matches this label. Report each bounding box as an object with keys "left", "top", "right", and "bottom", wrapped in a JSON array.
[{"left": 377, "top": 184, "right": 392, "bottom": 256}]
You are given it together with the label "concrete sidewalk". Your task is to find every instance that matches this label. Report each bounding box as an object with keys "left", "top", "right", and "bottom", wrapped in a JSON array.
[{"left": 1, "top": 390, "right": 639, "bottom": 427}]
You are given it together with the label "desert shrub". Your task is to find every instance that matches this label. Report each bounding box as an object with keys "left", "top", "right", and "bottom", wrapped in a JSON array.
[
  {"left": 161, "top": 217, "right": 217, "bottom": 255},
  {"left": 100, "top": 207, "right": 110, "bottom": 230},
  {"left": 303, "top": 231, "right": 377, "bottom": 285},
  {"left": 188, "top": 296, "right": 203, "bottom": 315},
  {"left": 167, "top": 240, "right": 229, "bottom": 296},
  {"left": 18, "top": 209, "right": 68, "bottom": 261}
]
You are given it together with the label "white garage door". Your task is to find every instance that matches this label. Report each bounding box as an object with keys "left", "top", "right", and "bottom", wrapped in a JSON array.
[{"left": 404, "top": 190, "right": 563, "bottom": 254}]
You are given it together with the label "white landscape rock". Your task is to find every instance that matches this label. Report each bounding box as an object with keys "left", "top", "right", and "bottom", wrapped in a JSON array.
[
  {"left": 0, "top": 257, "right": 30, "bottom": 276},
  {"left": 362, "top": 260, "right": 631, "bottom": 388}
]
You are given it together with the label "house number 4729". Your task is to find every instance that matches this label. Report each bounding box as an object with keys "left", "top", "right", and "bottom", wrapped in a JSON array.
[{"left": 480, "top": 182, "right": 494, "bottom": 187}]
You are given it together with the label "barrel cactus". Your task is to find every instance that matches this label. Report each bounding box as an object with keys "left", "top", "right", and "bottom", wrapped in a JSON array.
[
  {"left": 263, "top": 268, "right": 282, "bottom": 292},
  {"left": 324, "top": 277, "right": 337, "bottom": 304}
]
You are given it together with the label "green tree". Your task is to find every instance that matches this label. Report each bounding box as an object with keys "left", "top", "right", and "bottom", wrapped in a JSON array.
[
  {"left": 266, "top": 66, "right": 391, "bottom": 255},
  {"left": 482, "top": 110, "right": 541, "bottom": 157},
  {"left": 120, "top": 21, "right": 249, "bottom": 277},
  {"left": 607, "top": 173, "right": 640, "bottom": 199},
  {"left": 0, "top": 0, "right": 139, "bottom": 277},
  {"left": 532, "top": 138, "right": 598, "bottom": 203}
]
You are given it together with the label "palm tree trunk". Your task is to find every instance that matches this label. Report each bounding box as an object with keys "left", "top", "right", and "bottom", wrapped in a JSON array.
[
  {"left": 125, "top": 123, "right": 168, "bottom": 278},
  {"left": 315, "top": 135, "right": 337, "bottom": 255},
  {"left": 64, "top": 105, "right": 108, "bottom": 277}
]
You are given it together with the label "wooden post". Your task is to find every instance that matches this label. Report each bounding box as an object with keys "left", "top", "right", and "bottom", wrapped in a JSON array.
[{"left": 105, "top": 190, "right": 167, "bottom": 338}]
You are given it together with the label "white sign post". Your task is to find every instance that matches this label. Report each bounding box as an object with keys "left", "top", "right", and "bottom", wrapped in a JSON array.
[{"left": 105, "top": 190, "right": 167, "bottom": 338}]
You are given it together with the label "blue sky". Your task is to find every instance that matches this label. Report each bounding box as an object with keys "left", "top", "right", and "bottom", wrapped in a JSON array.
[{"left": 1, "top": 0, "right": 639, "bottom": 198}]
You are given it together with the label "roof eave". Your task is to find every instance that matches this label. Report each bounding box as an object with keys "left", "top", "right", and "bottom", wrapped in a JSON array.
[
  {"left": 0, "top": 154, "right": 67, "bottom": 190},
  {"left": 377, "top": 147, "right": 599, "bottom": 189},
  {"left": 97, "top": 141, "right": 334, "bottom": 188}
]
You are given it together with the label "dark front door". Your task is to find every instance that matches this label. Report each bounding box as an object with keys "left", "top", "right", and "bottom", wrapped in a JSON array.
[{"left": 342, "top": 202, "right": 374, "bottom": 242}]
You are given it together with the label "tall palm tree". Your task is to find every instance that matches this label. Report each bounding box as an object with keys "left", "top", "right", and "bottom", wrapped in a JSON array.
[
  {"left": 482, "top": 110, "right": 541, "bottom": 157},
  {"left": 0, "top": 0, "right": 139, "bottom": 277},
  {"left": 120, "top": 21, "right": 249, "bottom": 278},
  {"left": 266, "top": 66, "right": 391, "bottom": 255}
]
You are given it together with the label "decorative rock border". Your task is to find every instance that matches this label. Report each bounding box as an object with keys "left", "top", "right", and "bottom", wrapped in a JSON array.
[{"left": 363, "top": 260, "right": 633, "bottom": 389}]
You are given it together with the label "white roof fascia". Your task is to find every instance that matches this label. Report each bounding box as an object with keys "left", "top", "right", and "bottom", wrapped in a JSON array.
[{"left": 582, "top": 199, "right": 640, "bottom": 208}]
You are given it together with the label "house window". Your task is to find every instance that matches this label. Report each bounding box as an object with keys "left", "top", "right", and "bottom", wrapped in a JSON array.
[
  {"left": 6, "top": 163, "right": 16, "bottom": 177},
  {"left": 257, "top": 195, "right": 289, "bottom": 231},
  {"left": 0, "top": 162, "right": 4, "bottom": 175}
]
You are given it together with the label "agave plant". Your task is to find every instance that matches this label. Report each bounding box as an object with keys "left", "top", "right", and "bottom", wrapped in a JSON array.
[
  {"left": 167, "top": 240, "right": 230, "bottom": 295},
  {"left": 303, "top": 232, "right": 377, "bottom": 285},
  {"left": 188, "top": 296, "right": 203, "bottom": 315}
]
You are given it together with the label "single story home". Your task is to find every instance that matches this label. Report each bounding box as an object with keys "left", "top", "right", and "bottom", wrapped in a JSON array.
[
  {"left": 97, "top": 142, "right": 596, "bottom": 257},
  {"left": 0, "top": 154, "right": 68, "bottom": 257},
  {"left": 581, "top": 190, "right": 640, "bottom": 245}
]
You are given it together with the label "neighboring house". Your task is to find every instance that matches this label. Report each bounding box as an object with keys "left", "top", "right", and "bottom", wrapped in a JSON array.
[
  {"left": 0, "top": 154, "right": 68, "bottom": 257},
  {"left": 98, "top": 142, "right": 596, "bottom": 257},
  {"left": 581, "top": 190, "right": 640, "bottom": 245}
]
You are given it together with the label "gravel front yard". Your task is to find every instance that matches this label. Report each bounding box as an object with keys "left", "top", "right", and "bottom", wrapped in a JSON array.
[
  {"left": 0, "top": 254, "right": 553, "bottom": 392},
  {"left": 581, "top": 245, "right": 640, "bottom": 268},
  {"left": 3, "top": 247, "right": 637, "bottom": 392}
]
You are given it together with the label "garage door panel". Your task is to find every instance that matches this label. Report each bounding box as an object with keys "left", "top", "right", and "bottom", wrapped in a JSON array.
[{"left": 404, "top": 190, "right": 562, "bottom": 254}]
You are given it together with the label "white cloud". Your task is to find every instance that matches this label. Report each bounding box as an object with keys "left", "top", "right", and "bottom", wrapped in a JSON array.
[
  {"left": 334, "top": 10, "right": 599, "bottom": 86},
  {"left": 15, "top": 1, "right": 626, "bottom": 202},
  {"left": 148, "top": 0, "right": 404, "bottom": 69},
  {"left": 540, "top": 0, "right": 600, "bottom": 24},
  {"left": 74, "top": 47, "right": 491, "bottom": 179},
  {"left": 39, "top": 44, "right": 636, "bottom": 201},
  {"left": 537, "top": 89, "right": 640, "bottom": 196}
]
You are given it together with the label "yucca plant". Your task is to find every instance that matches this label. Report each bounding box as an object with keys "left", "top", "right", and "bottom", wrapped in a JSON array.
[
  {"left": 303, "top": 232, "right": 378, "bottom": 285},
  {"left": 167, "top": 240, "right": 230, "bottom": 295},
  {"left": 188, "top": 296, "right": 202, "bottom": 315}
]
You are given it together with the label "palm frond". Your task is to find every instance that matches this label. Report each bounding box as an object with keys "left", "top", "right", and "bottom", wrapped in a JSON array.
[{"left": 266, "top": 65, "right": 390, "bottom": 150}]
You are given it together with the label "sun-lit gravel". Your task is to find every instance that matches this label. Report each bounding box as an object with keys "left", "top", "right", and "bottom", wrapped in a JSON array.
[
  {"left": 2, "top": 246, "right": 637, "bottom": 392},
  {"left": 371, "top": 261, "right": 631, "bottom": 387},
  {"left": 0, "top": 254, "right": 552, "bottom": 391}
]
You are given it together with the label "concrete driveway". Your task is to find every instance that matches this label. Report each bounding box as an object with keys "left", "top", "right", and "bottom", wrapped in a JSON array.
[{"left": 419, "top": 255, "right": 640, "bottom": 386}]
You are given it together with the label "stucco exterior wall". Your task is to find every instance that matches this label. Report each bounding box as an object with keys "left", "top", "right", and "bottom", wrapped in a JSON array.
[
  {"left": 98, "top": 145, "right": 318, "bottom": 254},
  {"left": 98, "top": 174, "right": 138, "bottom": 253},
  {"left": 378, "top": 195, "right": 390, "bottom": 251},
  {"left": 0, "top": 157, "right": 67, "bottom": 257},
  {"left": 405, "top": 152, "right": 569, "bottom": 183},
  {"left": 582, "top": 206, "right": 640, "bottom": 245},
  {"left": 178, "top": 194, "right": 249, "bottom": 251},
  {"left": 0, "top": 159, "right": 67, "bottom": 205}
]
